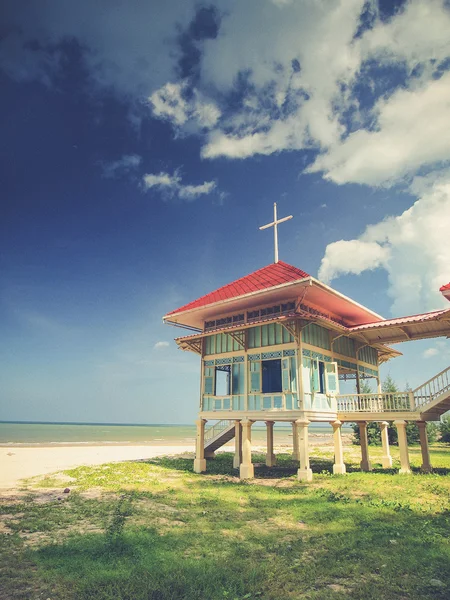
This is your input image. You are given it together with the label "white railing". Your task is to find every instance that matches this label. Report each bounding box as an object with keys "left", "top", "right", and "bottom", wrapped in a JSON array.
[
  {"left": 204, "top": 419, "right": 234, "bottom": 443},
  {"left": 412, "top": 366, "right": 450, "bottom": 409},
  {"left": 337, "top": 392, "right": 411, "bottom": 413}
]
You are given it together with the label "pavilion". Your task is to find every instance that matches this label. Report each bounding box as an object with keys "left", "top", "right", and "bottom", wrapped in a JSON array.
[{"left": 163, "top": 205, "right": 450, "bottom": 481}]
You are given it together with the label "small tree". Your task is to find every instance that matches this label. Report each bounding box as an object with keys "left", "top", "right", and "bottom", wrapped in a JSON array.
[{"left": 439, "top": 415, "right": 450, "bottom": 443}]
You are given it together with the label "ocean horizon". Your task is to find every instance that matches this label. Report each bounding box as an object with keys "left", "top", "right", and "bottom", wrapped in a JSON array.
[{"left": 0, "top": 420, "right": 350, "bottom": 446}]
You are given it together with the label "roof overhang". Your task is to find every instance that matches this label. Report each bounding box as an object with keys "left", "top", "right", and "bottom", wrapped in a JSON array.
[
  {"left": 347, "top": 309, "right": 450, "bottom": 345},
  {"left": 163, "top": 277, "right": 384, "bottom": 331},
  {"left": 173, "top": 311, "right": 402, "bottom": 362}
]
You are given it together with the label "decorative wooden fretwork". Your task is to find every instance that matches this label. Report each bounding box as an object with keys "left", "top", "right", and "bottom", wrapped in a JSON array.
[
  {"left": 282, "top": 349, "right": 296, "bottom": 357},
  {"left": 261, "top": 351, "right": 282, "bottom": 359}
]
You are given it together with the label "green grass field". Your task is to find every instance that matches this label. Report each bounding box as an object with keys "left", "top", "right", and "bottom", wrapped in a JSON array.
[{"left": 1, "top": 443, "right": 450, "bottom": 599}]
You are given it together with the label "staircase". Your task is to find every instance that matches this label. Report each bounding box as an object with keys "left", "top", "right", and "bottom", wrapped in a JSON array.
[
  {"left": 204, "top": 419, "right": 235, "bottom": 454},
  {"left": 336, "top": 366, "right": 450, "bottom": 420},
  {"left": 412, "top": 366, "right": 450, "bottom": 419}
]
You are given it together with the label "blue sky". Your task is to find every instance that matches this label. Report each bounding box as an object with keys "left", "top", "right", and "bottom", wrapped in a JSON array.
[{"left": 1, "top": 0, "right": 450, "bottom": 424}]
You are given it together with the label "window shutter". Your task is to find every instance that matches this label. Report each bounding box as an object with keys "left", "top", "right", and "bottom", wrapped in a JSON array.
[
  {"left": 325, "top": 362, "right": 339, "bottom": 394},
  {"left": 311, "top": 359, "right": 320, "bottom": 392}
]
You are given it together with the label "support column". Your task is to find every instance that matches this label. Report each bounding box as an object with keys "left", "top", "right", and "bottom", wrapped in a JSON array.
[
  {"left": 331, "top": 420, "right": 346, "bottom": 475},
  {"left": 240, "top": 419, "right": 254, "bottom": 479},
  {"left": 380, "top": 421, "right": 393, "bottom": 468},
  {"left": 233, "top": 420, "right": 242, "bottom": 469},
  {"left": 193, "top": 419, "right": 207, "bottom": 473},
  {"left": 292, "top": 420, "right": 299, "bottom": 461},
  {"left": 265, "top": 421, "right": 276, "bottom": 467},
  {"left": 394, "top": 420, "right": 411, "bottom": 474},
  {"left": 377, "top": 375, "right": 382, "bottom": 394},
  {"left": 417, "top": 421, "right": 432, "bottom": 473},
  {"left": 297, "top": 419, "right": 313, "bottom": 482},
  {"left": 358, "top": 422, "right": 372, "bottom": 472}
]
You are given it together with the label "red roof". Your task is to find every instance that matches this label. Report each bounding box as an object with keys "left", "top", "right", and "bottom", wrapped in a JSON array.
[
  {"left": 348, "top": 309, "right": 450, "bottom": 332},
  {"left": 167, "top": 261, "right": 310, "bottom": 316},
  {"left": 440, "top": 282, "right": 450, "bottom": 292}
]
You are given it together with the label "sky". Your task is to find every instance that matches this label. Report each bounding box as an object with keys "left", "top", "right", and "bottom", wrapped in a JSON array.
[{"left": 1, "top": 0, "right": 450, "bottom": 424}]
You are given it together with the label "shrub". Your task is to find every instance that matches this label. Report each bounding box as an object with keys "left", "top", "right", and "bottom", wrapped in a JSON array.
[{"left": 439, "top": 415, "right": 450, "bottom": 443}]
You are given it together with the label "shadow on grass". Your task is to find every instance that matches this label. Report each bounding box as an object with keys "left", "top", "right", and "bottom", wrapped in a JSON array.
[
  {"left": 32, "top": 486, "right": 450, "bottom": 600},
  {"left": 148, "top": 453, "right": 450, "bottom": 479}
]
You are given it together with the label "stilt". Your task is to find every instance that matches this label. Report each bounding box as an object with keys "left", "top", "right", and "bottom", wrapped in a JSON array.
[
  {"left": 394, "top": 420, "right": 411, "bottom": 474},
  {"left": 193, "top": 419, "right": 207, "bottom": 473},
  {"left": 417, "top": 421, "right": 432, "bottom": 473},
  {"left": 233, "top": 420, "right": 242, "bottom": 469},
  {"left": 297, "top": 419, "right": 313, "bottom": 481},
  {"left": 265, "top": 420, "right": 276, "bottom": 467},
  {"left": 358, "top": 422, "right": 372, "bottom": 472},
  {"left": 380, "top": 421, "right": 393, "bottom": 468},
  {"left": 240, "top": 419, "right": 254, "bottom": 479},
  {"left": 292, "top": 420, "right": 299, "bottom": 461},
  {"left": 331, "top": 420, "right": 346, "bottom": 475}
]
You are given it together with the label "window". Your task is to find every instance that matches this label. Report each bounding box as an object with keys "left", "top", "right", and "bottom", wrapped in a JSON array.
[
  {"left": 310, "top": 360, "right": 339, "bottom": 395},
  {"left": 262, "top": 359, "right": 282, "bottom": 393},
  {"left": 215, "top": 365, "right": 231, "bottom": 396}
]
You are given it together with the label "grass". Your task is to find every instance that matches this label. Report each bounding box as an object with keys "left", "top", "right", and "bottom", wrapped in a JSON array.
[{"left": 1, "top": 443, "right": 450, "bottom": 599}]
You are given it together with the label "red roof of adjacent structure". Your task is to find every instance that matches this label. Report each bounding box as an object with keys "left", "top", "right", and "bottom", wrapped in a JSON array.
[
  {"left": 348, "top": 309, "right": 450, "bottom": 332},
  {"left": 440, "top": 282, "right": 450, "bottom": 292},
  {"left": 167, "top": 261, "right": 310, "bottom": 316}
]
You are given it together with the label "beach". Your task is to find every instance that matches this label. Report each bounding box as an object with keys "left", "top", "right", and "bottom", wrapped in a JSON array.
[
  {"left": 0, "top": 435, "right": 351, "bottom": 490},
  {"left": 0, "top": 422, "right": 352, "bottom": 490},
  {"left": 0, "top": 444, "right": 196, "bottom": 489}
]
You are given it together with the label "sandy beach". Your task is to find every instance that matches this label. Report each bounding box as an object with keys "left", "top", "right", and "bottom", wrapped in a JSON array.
[
  {"left": 0, "top": 444, "right": 195, "bottom": 489},
  {"left": 0, "top": 432, "right": 347, "bottom": 490}
]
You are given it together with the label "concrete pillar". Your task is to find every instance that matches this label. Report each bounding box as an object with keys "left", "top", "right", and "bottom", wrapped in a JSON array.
[
  {"left": 417, "top": 421, "right": 432, "bottom": 473},
  {"left": 292, "top": 420, "right": 300, "bottom": 461},
  {"left": 331, "top": 420, "right": 346, "bottom": 475},
  {"left": 380, "top": 421, "right": 393, "bottom": 468},
  {"left": 358, "top": 422, "right": 372, "bottom": 472},
  {"left": 394, "top": 420, "right": 411, "bottom": 474},
  {"left": 233, "top": 420, "right": 242, "bottom": 469},
  {"left": 297, "top": 419, "right": 313, "bottom": 482},
  {"left": 193, "top": 419, "right": 207, "bottom": 473},
  {"left": 265, "top": 421, "right": 276, "bottom": 467},
  {"left": 240, "top": 419, "right": 254, "bottom": 479}
]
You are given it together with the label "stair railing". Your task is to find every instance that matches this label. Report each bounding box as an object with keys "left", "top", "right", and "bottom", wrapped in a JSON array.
[
  {"left": 204, "top": 419, "right": 234, "bottom": 443},
  {"left": 412, "top": 366, "right": 450, "bottom": 409}
]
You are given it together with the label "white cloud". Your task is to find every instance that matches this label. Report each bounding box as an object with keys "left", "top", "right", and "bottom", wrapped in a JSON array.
[
  {"left": 154, "top": 341, "right": 170, "bottom": 350},
  {"left": 319, "top": 240, "right": 391, "bottom": 283},
  {"left": 319, "top": 175, "right": 450, "bottom": 315},
  {"left": 142, "top": 171, "right": 216, "bottom": 201},
  {"left": 308, "top": 71, "right": 450, "bottom": 186},
  {"left": 361, "top": 0, "right": 450, "bottom": 72},
  {"left": 149, "top": 82, "right": 221, "bottom": 130},
  {"left": 101, "top": 154, "right": 142, "bottom": 179},
  {"left": 198, "top": 0, "right": 364, "bottom": 158},
  {"left": 423, "top": 348, "right": 439, "bottom": 358}
]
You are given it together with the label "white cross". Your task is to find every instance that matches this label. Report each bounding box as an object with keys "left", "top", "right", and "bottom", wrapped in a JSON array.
[{"left": 259, "top": 202, "right": 293, "bottom": 264}]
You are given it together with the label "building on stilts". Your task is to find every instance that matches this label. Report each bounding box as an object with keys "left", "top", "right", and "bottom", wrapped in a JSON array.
[{"left": 162, "top": 204, "right": 450, "bottom": 480}]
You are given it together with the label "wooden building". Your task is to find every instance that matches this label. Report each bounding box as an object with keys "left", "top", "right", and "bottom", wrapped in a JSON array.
[{"left": 163, "top": 208, "right": 450, "bottom": 480}]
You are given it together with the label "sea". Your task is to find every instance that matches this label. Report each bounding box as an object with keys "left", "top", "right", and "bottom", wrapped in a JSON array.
[{"left": 0, "top": 421, "right": 349, "bottom": 447}]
